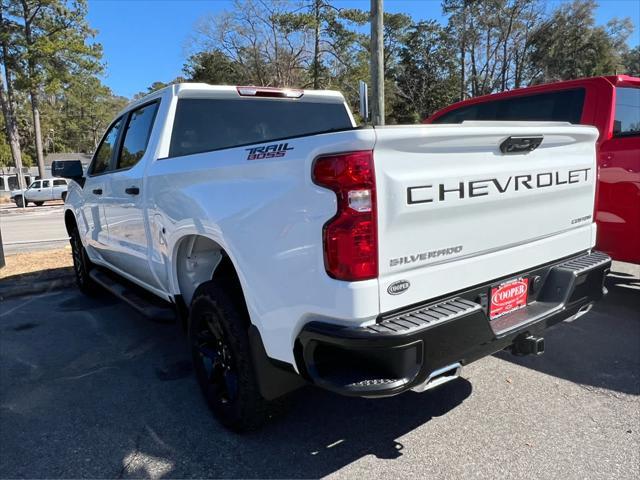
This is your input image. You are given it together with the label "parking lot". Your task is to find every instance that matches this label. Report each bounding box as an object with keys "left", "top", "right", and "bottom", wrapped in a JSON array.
[
  {"left": 0, "top": 203, "right": 68, "bottom": 254},
  {"left": 0, "top": 266, "right": 638, "bottom": 479}
]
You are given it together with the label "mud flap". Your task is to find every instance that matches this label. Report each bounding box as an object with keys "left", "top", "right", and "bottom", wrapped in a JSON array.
[{"left": 248, "top": 325, "right": 306, "bottom": 400}]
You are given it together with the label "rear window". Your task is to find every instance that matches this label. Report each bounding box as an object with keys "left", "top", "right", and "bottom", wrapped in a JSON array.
[
  {"left": 169, "top": 98, "right": 353, "bottom": 158},
  {"left": 434, "top": 88, "right": 585, "bottom": 124},
  {"left": 613, "top": 87, "right": 640, "bottom": 136}
]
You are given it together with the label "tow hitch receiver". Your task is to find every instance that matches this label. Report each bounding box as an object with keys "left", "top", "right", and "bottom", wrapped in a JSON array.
[{"left": 512, "top": 335, "right": 545, "bottom": 356}]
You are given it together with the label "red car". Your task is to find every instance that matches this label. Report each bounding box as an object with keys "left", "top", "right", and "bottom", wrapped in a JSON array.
[{"left": 426, "top": 75, "right": 640, "bottom": 264}]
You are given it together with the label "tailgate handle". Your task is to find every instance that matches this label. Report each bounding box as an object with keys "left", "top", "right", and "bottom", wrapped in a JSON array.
[{"left": 500, "top": 136, "right": 543, "bottom": 154}]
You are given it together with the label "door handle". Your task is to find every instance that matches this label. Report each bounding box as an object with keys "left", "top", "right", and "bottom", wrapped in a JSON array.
[
  {"left": 500, "top": 135, "right": 543, "bottom": 154},
  {"left": 125, "top": 186, "right": 140, "bottom": 195},
  {"left": 92, "top": 188, "right": 102, "bottom": 195}
]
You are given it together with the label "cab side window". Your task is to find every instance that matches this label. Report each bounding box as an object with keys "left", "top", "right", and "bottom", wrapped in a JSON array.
[
  {"left": 614, "top": 87, "right": 640, "bottom": 136},
  {"left": 42, "top": 180, "right": 50, "bottom": 188},
  {"left": 53, "top": 179, "right": 66, "bottom": 186},
  {"left": 30, "top": 181, "right": 41, "bottom": 189},
  {"left": 90, "top": 117, "right": 123, "bottom": 175},
  {"left": 434, "top": 88, "right": 585, "bottom": 125},
  {"left": 117, "top": 102, "right": 159, "bottom": 170}
]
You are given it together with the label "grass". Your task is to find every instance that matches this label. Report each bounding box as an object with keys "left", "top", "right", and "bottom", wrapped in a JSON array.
[{"left": 0, "top": 247, "right": 73, "bottom": 280}]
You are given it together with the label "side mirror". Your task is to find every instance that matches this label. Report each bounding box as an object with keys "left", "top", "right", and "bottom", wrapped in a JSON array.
[{"left": 52, "top": 160, "right": 84, "bottom": 186}]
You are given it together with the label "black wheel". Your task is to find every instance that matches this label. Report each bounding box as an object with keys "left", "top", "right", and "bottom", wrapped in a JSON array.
[
  {"left": 34, "top": 201, "right": 44, "bottom": 206},
  {"left": 61, "top": 192, "right": 67, "bottom": 202},
  {"left": 70, "top": 226, "right": 97, "bottom": 295},
  {"left": 14, "top": 196, "right": 26, "bottom": 208},
  {"left": 189, "top": 280, "right": 282, "bottom": 431}
]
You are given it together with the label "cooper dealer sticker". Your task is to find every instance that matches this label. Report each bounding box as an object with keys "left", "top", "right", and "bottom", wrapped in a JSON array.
[
  {"left": 387, "top": 280, "right": 410, "bottom": 295},
  {"left": 489, "top": 277, "right": 529, "bottom": 320}
]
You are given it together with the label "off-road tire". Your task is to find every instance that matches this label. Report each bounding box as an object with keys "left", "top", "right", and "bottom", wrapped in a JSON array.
[
  {"left": 14, "top": 196, "right": 26, "bottom": 208},
  {"left": 189, "top": 280, "right": 284, "bottom": 432},
  {"left": 70, "top": 226, "right": 97, "bottom": 295},
  {"left": 34, "top": 201, "right": 44, "bottom": 206}
]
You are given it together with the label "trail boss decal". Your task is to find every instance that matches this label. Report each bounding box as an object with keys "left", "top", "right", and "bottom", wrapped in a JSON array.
[
  {"left": 407, "top": 168, "right": 591, "bottom": 204},
  {"left": 246, "top": 142, "right": 294, "bottom": 160}
]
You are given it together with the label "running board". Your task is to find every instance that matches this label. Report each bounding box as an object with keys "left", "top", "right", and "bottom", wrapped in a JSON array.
[{"left": 89, "top": 269, "right": 176, "bottom": 323}]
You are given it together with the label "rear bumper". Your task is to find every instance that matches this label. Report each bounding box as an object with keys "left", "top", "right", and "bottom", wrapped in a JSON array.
[{"left": 295, "top": 251, "right": 611, "bottom": 398}]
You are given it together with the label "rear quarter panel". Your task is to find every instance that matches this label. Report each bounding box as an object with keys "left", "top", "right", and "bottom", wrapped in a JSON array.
[{"left": 145, "top": 129, "right": 379, "bottom": 365}]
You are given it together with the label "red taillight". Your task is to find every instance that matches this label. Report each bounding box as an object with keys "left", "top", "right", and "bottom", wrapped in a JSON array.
[{"left": 312, "top": 151, "right": 378, "bottom": 281}]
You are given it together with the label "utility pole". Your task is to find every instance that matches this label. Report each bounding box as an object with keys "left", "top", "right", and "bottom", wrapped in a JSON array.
[{"left": 370, "top": 0, "right": 384, "bottom": 125}]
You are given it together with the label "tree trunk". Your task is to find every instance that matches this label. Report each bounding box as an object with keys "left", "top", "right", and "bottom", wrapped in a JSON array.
[
  {"left": 21, "top": 3, "right": 46, "bottom": 178},
  {"left": 513, "top": 50, "right": 521, "bottom": 88},
  {"left": 460, "top": 7, "right": 466, "bottom": 101},
  {"left": 470, "top": 41, "right": 478, "bottom": 97},
  {"left": 28, "top": 88, "right": 45, "bottom": 177},
  {"left": 501, "top": 5, "right": 520, "bottom": 92},
  {"left": 0, "top": 7, "right": 26, "bottom": 191},
  {"left": 0, "top": 75, "right": 24, "bottom": 175},
  {"left": 501, "top": 29, "right": 509, "bottom": 91},
  {"left": 370, "top": 0, "right": 385, "bottom": 125},
  {"left": 312, "top": 0, "right": 321, "bottom": 89},
  {"left": 454, "top": 0, "right": 470, "bottom": 101}
]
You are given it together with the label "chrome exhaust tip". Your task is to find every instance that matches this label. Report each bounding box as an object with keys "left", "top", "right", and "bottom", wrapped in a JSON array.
[
  {"left": 565, "top": 302, "right": 594, "bottom": 323},
  {"left": 411, "top": 362, "right": 462, "bottom": 393}
]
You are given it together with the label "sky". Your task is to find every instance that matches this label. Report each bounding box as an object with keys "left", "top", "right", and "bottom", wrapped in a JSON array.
[{"left": 87, "top": 0, "right": 640, "bottom": 99}]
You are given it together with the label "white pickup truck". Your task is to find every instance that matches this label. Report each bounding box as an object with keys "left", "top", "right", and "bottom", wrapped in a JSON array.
[
  {"left": 54, "top": 83, "right": 610, "bottom": 431},
  {"left": 10, "top": 178, "right": 68, "bottom": 207}
]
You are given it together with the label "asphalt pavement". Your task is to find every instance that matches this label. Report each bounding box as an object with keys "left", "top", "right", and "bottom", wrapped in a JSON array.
[
  {"left": 0, "top": 266, "right": 638, "bottom": 479},
  {"left": 0, "top": 203, "right": 68, "bottom": 254}
]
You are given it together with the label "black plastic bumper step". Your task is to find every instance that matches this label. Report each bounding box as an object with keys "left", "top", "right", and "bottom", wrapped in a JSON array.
[
  {"left": 557, "top": 251, "right": 611, "bottom": 275},
  {"left": 370, "top": 297, "right": 482, "bottom": 335},
  {"left": 89, "top": 269, "right": 176, "bottom": 323}
]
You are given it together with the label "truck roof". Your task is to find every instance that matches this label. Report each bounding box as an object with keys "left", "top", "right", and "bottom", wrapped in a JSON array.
[
  {"left": 122, "top": 83, "right": 347, "bottom": 117},
  {"left": 425, "top": 75, "right": 640, "bottom": 123}
]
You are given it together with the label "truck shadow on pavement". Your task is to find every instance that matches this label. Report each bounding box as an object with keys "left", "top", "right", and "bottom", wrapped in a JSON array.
[
  {"left": 2, "top": 273, "right": 639, "bottom": 478},
  {"left": 196, "top": 379, "right": 473, "bottom": 478},
  {"left": 494, "top": 272, "right": 640, "bottom": 396},
  {"left": 0, "top": 289, "right": 473, "bottom": 479}
]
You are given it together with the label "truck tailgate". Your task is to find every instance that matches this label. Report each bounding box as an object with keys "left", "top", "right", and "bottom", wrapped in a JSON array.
[{"left": 373, "top": 122, "right": 599, "bottom": 313}]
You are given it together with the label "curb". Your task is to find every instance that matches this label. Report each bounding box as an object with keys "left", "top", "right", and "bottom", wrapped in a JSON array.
[
  {"left": 611, "top": 261, "right": 640, "bottom": 279},
  {"left": 0, "top": 270, "right": 75, "bottom": 301},
  {"left": 0, "top": 202, "right": 65, "bottom": 216}
]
